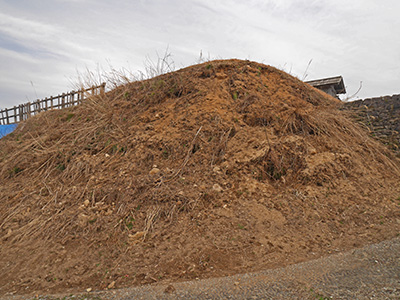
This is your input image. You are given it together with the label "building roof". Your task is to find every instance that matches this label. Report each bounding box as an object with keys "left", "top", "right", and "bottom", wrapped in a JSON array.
[{"left": 306, "top": 76, "right": 346, "bottom": 94}]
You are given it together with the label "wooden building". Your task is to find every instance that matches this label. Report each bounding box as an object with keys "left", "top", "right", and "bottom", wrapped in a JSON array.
[{"left": 306, "top": 76, "right": 346, "bottom": 99}]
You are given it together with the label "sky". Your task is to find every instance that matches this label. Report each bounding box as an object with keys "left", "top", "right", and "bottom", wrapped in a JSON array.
[{"left": 0, "top": 0, "right": 399, "bottom": 108}]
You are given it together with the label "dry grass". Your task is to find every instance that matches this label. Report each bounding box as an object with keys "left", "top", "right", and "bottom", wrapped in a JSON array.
[
  {"left": 2, "top": 59, "right": 399, "bottom": 244},
  {"left": 1, "top": 58, "right": 399, "bottom": 296}
]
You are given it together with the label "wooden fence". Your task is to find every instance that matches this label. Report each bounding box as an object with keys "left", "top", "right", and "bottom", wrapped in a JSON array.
[{"left": 0, "top": 83, "right": 106, "bottom": 125}]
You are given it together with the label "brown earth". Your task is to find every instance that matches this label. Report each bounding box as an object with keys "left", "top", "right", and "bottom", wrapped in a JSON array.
[{"left": 0, "top": 59, "right": 399, "bottom": 297}]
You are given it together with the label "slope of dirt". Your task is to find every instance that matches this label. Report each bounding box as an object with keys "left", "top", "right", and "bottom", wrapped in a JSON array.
[{"left": 1, "top": 59, "right": 400, "bottom": 296}]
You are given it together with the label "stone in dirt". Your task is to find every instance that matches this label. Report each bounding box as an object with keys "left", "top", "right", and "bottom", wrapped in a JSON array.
[
  {"left": 107, "top": 281, "right": 115, "bottom": 289},
  {"left": 149, "top": 167, "right": 161, "bottom": 175},
  {"left": 212, "top": 183, "right": 223, "bottom": 192},
  {"left": 164, "top": 284, "right": 176, "bottom": 294}
]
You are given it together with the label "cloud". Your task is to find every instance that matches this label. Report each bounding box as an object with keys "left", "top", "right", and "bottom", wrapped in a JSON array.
[
  {"left": 0, "top": 12, "right": 98, "bottom": 61},
  {"left": 0, "top": 0, "right": 399, "bottom": 107}
]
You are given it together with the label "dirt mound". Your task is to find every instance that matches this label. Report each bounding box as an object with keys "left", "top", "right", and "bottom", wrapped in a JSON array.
[{"left": 1, "top": 59, "right": 400, "bottom": 296}]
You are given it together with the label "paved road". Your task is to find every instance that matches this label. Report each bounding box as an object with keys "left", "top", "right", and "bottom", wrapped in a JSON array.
[{"left": 3, "top": 237, "right": 400, "bottom": 299}]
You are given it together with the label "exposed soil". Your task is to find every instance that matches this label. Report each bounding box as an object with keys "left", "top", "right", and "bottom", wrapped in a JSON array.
[
  {"left": 7, "top": 236, "right": 398, "bottom": 299},
  {"left": 1, "top": 59, "right": 400, "bottom": 297}
]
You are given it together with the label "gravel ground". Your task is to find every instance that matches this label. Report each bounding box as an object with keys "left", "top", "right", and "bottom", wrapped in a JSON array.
[{"left": 3, "top": 237, "right": 400, "bottom": 300}]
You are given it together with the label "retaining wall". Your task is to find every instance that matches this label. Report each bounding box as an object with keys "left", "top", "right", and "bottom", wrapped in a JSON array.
[{"left": 343, "top": 94, "right": 400, "bottom": 156}]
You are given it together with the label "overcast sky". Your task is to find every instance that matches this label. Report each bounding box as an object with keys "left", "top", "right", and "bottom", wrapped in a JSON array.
[{"left": 0, "top": 0, "right": 399, "bottom": 108}]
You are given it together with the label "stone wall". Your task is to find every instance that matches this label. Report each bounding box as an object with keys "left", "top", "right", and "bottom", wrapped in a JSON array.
[{"left": 342, "top": 94, "right": 400, "bottom": 157}]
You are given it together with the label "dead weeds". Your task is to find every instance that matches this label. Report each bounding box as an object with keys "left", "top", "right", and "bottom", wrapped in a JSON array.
[{"left": 0, "top": 59, "right": 400, "bottom": 296}]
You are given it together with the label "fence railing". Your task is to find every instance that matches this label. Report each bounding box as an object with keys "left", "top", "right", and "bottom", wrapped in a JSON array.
[{"left": 0, "top": 83, "right": 106, "bottom": 125}]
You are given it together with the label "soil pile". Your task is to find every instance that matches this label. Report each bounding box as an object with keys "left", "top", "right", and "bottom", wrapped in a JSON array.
[{"left": 1, "top": 59, "right": 400, "bottom": 296}]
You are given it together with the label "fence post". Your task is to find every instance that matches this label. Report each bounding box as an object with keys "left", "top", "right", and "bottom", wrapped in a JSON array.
[
  {"left": 61, "top": 93, "right": 65, "bottom": 109},
  {"left": 101, "top": 82, "right": 106, "bottom": 95},
  {"left": 37, "top": 99, "right": 41, "bottom": 114},
  {"left": 13, "top": 106, "right": 17, "bottom": 123},
  {"left": 5, "top": 109, "right": 9, "bottom": 124},
  {"left": 18, "top": 105, "right": 22, "bottom": 122},
  {"left": 27, "top": 102, "right": 31, "bottom": 118}
]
